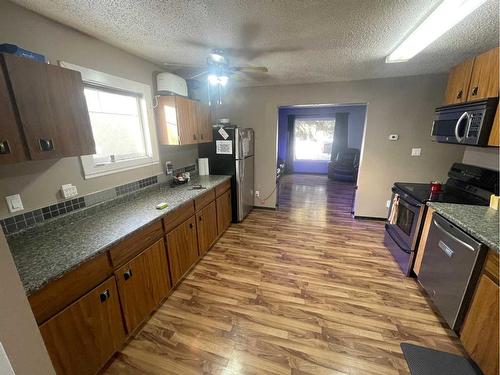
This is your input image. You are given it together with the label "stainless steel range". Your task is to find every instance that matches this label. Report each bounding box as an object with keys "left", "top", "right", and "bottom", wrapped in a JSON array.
[{"left": 384, "top": 163, "right": 498, "bottom": 276}]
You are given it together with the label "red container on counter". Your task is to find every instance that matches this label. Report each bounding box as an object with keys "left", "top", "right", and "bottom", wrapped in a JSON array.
[{"left": 430, "top": 181, "right": 442, "bottom": 192}]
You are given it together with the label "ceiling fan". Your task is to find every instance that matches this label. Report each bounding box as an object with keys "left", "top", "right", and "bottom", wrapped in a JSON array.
[{"left": 164, "top": 48, "right": 269, "bottom": 84}]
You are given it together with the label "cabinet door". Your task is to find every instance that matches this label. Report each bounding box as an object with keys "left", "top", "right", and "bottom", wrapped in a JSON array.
[
  {"left": 116, "top": 239, "right": 170, "bottom": 334},
  {"left": 176, "top": 96, "right": 198, "bottom": 145},
  {"left": 467, "top": 47, "right": 499, "bottom": 101},
  {"left": 461, "top": 274, "right": 499, "bottom": 375},
  {"left": 165, "top": 216, "right": 199, "bottom": 285},
  {"left": 443, "top": 58, "right": 474, "bottom": 105},
  {"left": 488, "top": 106, "right": 499, "bottom": 147},
  {"left": 2, "top": 54, "right": 95, "bottom": 160},
  {"left": 216, "top": 189, "right": 232, "bottom": 235},
  {"left": 0, "top": 60, "right": 27, "bottom": 164},
  {"left": 197, "top": 102, "right": 213, "bottom": 143},
  {"left": 196, "top": 201, "right": 218, "bottom": 255},
  {"left": 39, "top": 277, "right": 125, "bottom": 375}
]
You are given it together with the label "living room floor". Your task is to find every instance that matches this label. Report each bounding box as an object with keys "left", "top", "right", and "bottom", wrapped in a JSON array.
[{"left": 104, "top": 174, "right": 464, "bottom": 375}]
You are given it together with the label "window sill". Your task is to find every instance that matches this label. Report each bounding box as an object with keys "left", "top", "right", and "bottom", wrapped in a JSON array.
[{"left": 82, "top": 158, "right": 160, "bottom": 179}]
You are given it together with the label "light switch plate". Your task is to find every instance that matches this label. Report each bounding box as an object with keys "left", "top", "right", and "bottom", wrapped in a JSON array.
[
  {"left": 5, "top": 194, "right": 23, "bottom": 213},
  {"left": 411, "top": 148, "right": 421, "bottom": 156},
  {"left": 61, "top": 184, "right": 78, "bottom": 199}
]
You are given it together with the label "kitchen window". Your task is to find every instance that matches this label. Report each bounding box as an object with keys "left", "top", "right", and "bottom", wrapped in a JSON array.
[{"left": 60, "top": 62, "right": 159, "bottom": 179}]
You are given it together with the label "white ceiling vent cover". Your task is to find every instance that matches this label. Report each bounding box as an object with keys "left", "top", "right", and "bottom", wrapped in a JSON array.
[{"left": 156, "top": 72, "right": 188, "bottom": 97}]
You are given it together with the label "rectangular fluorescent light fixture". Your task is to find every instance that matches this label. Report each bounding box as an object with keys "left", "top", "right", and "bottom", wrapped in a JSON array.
[{"left": 386, "top": 0, "right": 488, "bottom": 63}]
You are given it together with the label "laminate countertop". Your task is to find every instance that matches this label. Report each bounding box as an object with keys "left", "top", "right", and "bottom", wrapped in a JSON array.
[
  {"left": 6, "top": 175, "right": 231, "bottom": 296},
  {"left": 427, "top": 202, "right": 499, "bottom": 252}
]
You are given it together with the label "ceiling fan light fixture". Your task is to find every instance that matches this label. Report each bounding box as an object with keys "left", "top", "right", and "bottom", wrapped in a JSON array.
[
  {"left": 386, "top": 0, "right": 488, "bottom": 63},
  {"left": 207, "top": 74, "right": 229, "bottom": 86},
  {"left": 207, "top": 74, "right": 219, "bottom": 85}
]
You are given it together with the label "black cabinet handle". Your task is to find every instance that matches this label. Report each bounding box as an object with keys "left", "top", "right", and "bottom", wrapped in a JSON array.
[
  {"left": 124, "top": 269, "right": 133, "bottom": 281},
  {"left": 39, "top": 138, "right": 54, "bottom": 152},
  {"left": 189, "top": 223, "right": 193, "bottom": 229},
  {"left": 193, "top": 134, "right": 197, "bottom": 140},
  {"left": 456, "top": 90, "right": 463, "bottom": 99},
  {"left": 471, "top": 86, "right": 478, "bottom": 96},
  {"left": 0, "top": 140, "right": 11, "bottom": 155},
  {"left": 99, "top": 289, "right": 110, "bottom": 303},
  {"left": 199, "top": 216, "right": 202, "bottom": 222}
]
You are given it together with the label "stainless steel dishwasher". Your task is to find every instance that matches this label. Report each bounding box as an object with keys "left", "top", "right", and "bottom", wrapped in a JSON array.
[{"left": 418, "top": 212, "right": 486, "bottom": 332}]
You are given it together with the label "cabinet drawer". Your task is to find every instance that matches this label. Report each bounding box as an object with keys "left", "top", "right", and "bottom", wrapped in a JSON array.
[
  {"left": 215, "top": 179, "right": 231, "bottom": 197},
  {"left": 163, "top": 201, "right": 195, "bottom": 232},
  {"left": 194, "top": 189, "right": 215, "bottom": 211},
  {"left": 29, "top": 253, "right": 112, "bottom": 324},
  {"left": 109, "top": 220, "right": 164, "bottom": 268},
  {"left": 484, "top": 250, "right": 499, "bottom": 284},
  {"left": 39, "top": 276, "right": 125, "bottom": 375}
]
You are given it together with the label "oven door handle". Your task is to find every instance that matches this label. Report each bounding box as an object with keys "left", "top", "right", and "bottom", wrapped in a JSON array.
[
  {"left": 385, "top": 224, "right": 412, "bottom": 254},
  {"left": 454, "top": 111, "right": 470, "bottom": 143}
]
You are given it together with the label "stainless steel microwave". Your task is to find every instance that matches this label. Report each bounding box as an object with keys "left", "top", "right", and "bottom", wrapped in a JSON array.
[{"left": 431, "top": 98, "right": 498, "bottom": 146}]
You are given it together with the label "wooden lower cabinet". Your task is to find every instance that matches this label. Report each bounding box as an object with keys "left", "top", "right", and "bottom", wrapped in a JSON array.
[
  {"left": 216, "top": 189, "right": 232, "bottom": 236},
  {"left": 461, "top": 273, "right": 499, "bottom": 375},
  {"left": 165, "top": 215, "right": 199, "bottom": 285},
  {"left": 196, "top": 201, "right": 218, "bottom": 255},
  {"left": 115, "top": 239, "right": 171, "bottom": 333},
  {"left": 39, "top": 277, "right": 125, "bottom": 375},
  {"left": 413, "top": 207, "right": 434, "bottom": 276}
]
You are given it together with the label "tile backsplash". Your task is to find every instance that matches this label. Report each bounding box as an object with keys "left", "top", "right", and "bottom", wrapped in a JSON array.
[{"left": 1, "top": 165, "right": 196, "bottom": 235}]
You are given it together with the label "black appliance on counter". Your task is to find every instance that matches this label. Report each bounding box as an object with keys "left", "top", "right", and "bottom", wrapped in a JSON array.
[
  {"left": 431, "top": 98, "right": 498, "bottom": 146},
  {"left": 384, "top": 163, "right": 498, "bottom": 276}
]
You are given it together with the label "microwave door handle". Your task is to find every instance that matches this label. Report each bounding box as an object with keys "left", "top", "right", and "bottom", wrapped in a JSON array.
[{"left": 454, "top": 111, "right": 469, "bottom": 143}]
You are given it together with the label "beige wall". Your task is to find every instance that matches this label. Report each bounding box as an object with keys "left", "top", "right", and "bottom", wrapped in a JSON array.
[
  {"left": 0, "top": 231, "right": 55, "bottom": 374},
  {"left": 0, "top": 0, "right": 198, "bottom": 218},
  {"left": 462, "top": 146, "right": 499, "bottom": 171},
  {"left": 217, "top": 74, "right": 465, "bottom": 218}
]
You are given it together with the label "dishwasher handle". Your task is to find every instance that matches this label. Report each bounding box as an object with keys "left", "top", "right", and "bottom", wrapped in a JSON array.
[{"left": 432, "top": 218, "right": 477, "bottom": 252}]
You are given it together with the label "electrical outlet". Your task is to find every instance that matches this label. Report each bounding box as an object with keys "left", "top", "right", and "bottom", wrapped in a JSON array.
[
  {"left": 411, "top": 148, "right": 421, "bottom": 156},
  {"left": 386, "top": 200, "right": 391, "bottom": 208},
  {"left": 255, "top": 191, "right": 260, "bottom": 198},
  {"left": 5, "top": 194, "right": 23, "bottom": 213}
]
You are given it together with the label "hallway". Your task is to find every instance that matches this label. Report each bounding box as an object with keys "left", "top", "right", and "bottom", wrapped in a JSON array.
[{"left": 105, "top": 174, "right": 464, "bottom": 374}]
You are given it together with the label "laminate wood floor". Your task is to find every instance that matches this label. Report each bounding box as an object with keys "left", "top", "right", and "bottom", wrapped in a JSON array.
[{"left": 105, "top": 174, "right": 464, "bottom": 375}]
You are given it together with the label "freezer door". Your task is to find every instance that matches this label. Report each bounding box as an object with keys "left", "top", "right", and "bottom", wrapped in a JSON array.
[
  {"left": 235, "top": 155, "right": 254, "bottom": 222},
  {"left": 235, "top": 128, "right": 254, "bottom": 159}
]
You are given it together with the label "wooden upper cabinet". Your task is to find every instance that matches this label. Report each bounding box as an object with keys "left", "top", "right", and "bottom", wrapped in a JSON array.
[
  {"left": 443, "top": 57, "right": 474, "bottom": 105},
  {"left": 196, "top": 201, "right": 218, "bottom": 255},
  {"left": 0, "top": 61, "right": 27, "bottom": 164},
  {"left": 197, "top": 102, "right": 213, "bottom": 143},
  {"left": 216, "top": 189, "right": 232, "bottom": 236},
  {"left": 165, "top": 215, "right": 199, "bottom": 285},
  {"left": 488, "top": 107, "right": 499, "bottom": 146},
  {"left": 0, "top": 53, "right": 95, "bottom": 161},
  {"left": 467, "top": 47, "right": 499, "bottom": 102},
  {"left": 39, "top": 277, "right": 125, "bottom": 375},
  {"left": 115, "top": 239, "right": 170, "bottom": 334},
  {"left": 156, "top": 95, "right": 199, "bottom": 145}
]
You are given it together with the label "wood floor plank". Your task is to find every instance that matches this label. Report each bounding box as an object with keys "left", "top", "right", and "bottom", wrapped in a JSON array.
[{"left": 104, "top": 174, "right": 464, "bottom": 375}]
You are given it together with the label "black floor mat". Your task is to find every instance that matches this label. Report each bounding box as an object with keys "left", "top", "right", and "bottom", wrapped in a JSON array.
[{"left": 400, "top": 343, "right": 483, "bottom": 375}]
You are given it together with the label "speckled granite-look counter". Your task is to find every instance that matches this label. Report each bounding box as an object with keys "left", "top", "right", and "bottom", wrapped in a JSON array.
[
  {"left": 427, "top": 202, "right": 499, "bottom": 252},
  {"left": 7, "top": 175, "right": 231, "bottom": 296}
]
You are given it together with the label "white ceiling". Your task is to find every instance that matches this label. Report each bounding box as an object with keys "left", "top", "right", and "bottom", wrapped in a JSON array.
[{"left": 10, "top": 0, "right": 500, "bottom": 86}]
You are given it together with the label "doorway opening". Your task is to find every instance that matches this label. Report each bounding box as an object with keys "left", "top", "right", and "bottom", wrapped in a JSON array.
[{"left": 276, "top": 104, "right": 367, "bottom": 213}]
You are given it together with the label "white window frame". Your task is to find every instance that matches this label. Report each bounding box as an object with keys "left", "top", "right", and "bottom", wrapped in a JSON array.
[{"left": 60, "top": 61, "right": 159, "bottom": 179}]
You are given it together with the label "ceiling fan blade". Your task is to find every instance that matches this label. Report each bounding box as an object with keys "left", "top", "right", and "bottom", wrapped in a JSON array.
[
  {"left": 163, "top": 62, "right": 204, "bottom": 68},
  {"left": 231, "top": 66, "right": 269, "bottom": 73},
  {"left": 188, "top": 70, "right": 208, "bottom": 79}
]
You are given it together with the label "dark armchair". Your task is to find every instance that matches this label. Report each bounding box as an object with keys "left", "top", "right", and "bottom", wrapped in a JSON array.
[{"left": 328, "top": 148, "right": 360, "bottom": 182}]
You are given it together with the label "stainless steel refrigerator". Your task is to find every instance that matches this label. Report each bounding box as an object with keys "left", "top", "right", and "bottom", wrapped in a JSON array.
[{"left": 198, "top": 126, "right": 254, "bottom": 222}]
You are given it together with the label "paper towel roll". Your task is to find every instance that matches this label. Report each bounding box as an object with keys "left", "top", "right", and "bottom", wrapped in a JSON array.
[{"left": 198, "top": 158, "right": 209, "bottom": 176}]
